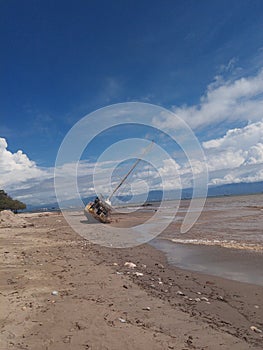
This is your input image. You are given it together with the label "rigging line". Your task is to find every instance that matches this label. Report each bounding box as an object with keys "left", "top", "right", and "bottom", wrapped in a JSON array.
[{"left": 108, "top": 140, "right": 154, "bottom": 201}]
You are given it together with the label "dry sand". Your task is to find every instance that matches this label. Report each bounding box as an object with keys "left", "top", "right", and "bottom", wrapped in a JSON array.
[{"left": 0, "top": 211, "right": 262, "bottom": 349}]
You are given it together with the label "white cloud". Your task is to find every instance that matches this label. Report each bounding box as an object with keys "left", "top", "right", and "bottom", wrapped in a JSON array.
[
  {"left": 152, "top": 68, "right": 263, "bottom": 187},
  {"left": 5, "top": 119, "right": 263, "bottom": 205},
  {"left": 154, "top": 69, "right": 263, "bottom": 131},
  {"left": 202, "top": 121, "right": 263, "bottom": 184},
  {"left": 203, "top": 121, "right": 263, "bottom": 151},
  {"left": 3, "top": 67, "right": 263, "bottom": 204},
  {"left": 0, "top": 137, "right": 48, "bottom": 188}
]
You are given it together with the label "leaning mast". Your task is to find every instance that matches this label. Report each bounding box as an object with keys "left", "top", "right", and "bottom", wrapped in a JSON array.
[{"left": 108, "top": 140, "right": 154, "bottom": 202}]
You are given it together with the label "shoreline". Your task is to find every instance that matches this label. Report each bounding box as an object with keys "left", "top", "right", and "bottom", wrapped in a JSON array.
[
  {"left": 1, "top": 212, "right": 262, "bottom": 349},
  {"left": 150, "top": 239, "right": 263, "bottom": 286},
  {"left": 162, "top": 236, "right": 263, "bottom": 252}
]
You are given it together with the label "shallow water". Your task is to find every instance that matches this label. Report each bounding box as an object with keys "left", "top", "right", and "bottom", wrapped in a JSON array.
[
  {"left": 160, "top": 194, "right": 263, "bottom": 247},
  {"left": 150, "top": 239, "right": 263, "bottom": 286},
  {"left": 151, "top": 194, "right": 263, "bottom": 285}
]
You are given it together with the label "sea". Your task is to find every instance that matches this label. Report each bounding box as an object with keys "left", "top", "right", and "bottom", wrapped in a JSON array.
[{"left": 149, "top": 193, "right": 263, "bottom": 285}]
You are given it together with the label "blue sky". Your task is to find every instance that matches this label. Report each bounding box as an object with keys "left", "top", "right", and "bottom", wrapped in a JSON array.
[{"left": 1, "top": 0, "right": 263, "bottom": 205}]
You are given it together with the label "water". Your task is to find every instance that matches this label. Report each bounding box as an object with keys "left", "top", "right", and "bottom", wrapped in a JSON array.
[
  {"left": 151, "top": 194, "right": 263, "bottom": 285},
  {"left": 67, "top": 194, "right": 263, "bottom": 284},
  {"left": 160, "top": 194, "right": 263, "bottom": 248},
  {"left": 151, "top": 240, "right": 263, "bottom": 286}
]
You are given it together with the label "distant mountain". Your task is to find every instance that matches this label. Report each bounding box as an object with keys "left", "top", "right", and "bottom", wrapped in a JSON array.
[
  {"left": 24, "top": 181, "right": 263, "bottom": 211},
  {"left": 208, "top": 181, "right": 263, "bottom": 197},
  {"left": 105, "top": 181, "right": 263, "bottom": 204}
]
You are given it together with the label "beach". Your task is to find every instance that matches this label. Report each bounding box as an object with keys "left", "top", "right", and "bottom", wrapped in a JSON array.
[{"left": 0, "top": 197, "right": 263, "bottom": 349}]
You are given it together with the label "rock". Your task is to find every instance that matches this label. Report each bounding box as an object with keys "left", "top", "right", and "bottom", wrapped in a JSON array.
[
  {"left": 195, "top": 298, "right": 201, "bottom": 302},
  {"left": 250, "top": 326, "right": 262, "bottom": 333},
  {"left": 118, "top": 317, "right": 126, "bottom": 323},
  {"left": 254, "top": 305, "right": 259, "bottom": 309},
  {"left": 124, "top": 262, "right": 136, "bottom": 269}
]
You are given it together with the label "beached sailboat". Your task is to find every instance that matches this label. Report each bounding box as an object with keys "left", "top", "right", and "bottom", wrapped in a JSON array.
[{"left": 84, "top": 141, "right": 154, "bottom": 223}]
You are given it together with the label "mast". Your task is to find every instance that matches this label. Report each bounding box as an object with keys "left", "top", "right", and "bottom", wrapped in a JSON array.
[{"left": 108, "top": 140, "right": 154, "bottom": 202}]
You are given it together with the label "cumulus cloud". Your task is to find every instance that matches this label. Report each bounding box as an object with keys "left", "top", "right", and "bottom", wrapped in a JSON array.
[
  {"left": 0, "top": 137, "right": 120, "bottom": 204},
  {"left": 153, "top": 69, "right": 263, "bottom": 131},
  {"left": 0, "top": 137, "right": 48, "bottom": 189},
  {"left": 202, "top": 121, "right": 263, "bottom": 184},
  {"left": 151, "top": 67, "right": 263, "bottom": 187}
]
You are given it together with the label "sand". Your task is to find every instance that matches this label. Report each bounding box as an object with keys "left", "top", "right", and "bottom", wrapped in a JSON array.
[
  {"left": 0, "top": 211, "right": 262, "bottom": 349},
  {"left": 0, "top": 210, "right": 33, "bottom": 228}
]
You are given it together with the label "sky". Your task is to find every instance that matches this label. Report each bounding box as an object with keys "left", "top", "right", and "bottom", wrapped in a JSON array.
[{"left": 1, "top": 0, "right": 263, "bottom": 205}]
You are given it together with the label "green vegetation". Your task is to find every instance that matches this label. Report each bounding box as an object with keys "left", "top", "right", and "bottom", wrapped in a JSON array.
[{"left": 0, "top": 190, "right": 26, "bottom": 213}]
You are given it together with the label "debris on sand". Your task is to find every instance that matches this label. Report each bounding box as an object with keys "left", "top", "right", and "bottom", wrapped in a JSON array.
[
  {"left": 250, "top": 325, "right": 262, "bottom": 333},
  {"left": 133, "top": 272, "right": 144, "bottom": 277},
  {"left": 124, "top": 262, "right": 136, "bottom": 269},
  {"left": 142, "top": 306, "right": 151, "bottom": 311},
  {"left": 51, "top": 290, "right": 59, "bottom": 296},
  {"left": 201, "top": 297, "right": 209, "bottom": 302},
  {"left": 0, "top": 210, "right": 33, "bottom": 228},
  {"left": 176, "top": 290, "right": 185, "bottom": 296}
]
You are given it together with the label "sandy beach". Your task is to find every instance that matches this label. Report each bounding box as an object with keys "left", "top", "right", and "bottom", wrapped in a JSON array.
[{"left": 0, "top": 209, "right": 263, "bottom": 350}]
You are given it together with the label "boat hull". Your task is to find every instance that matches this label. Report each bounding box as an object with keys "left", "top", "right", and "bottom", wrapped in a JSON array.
[
  {"left": 84, "top": 203, "right": 111, "bottom": 224},
  {"left": 83, "top": 206, "right": 102, "bottom": 223}
]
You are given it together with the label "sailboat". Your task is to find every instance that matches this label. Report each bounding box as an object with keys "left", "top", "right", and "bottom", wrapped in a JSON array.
[{"left": 84, "top": 141, "right": 154, "bottom": 223}]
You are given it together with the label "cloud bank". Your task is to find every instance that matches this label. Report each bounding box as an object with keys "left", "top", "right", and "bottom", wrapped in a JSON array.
[
  {"left": 203, "top": 121, "right": 263, "bottom": 185},
  {"left": 2, "top": 68, "right": 263, "bottom": 205}
]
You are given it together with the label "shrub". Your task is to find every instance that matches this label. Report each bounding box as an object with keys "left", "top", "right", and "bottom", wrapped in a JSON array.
[{"left": 0, "top": 190, "right": 26, "bottom": 213}]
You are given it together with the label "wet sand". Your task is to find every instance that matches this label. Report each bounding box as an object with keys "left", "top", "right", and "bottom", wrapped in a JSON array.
[{"left": 0, "top": 211, "right": 263, "bottom": 349}]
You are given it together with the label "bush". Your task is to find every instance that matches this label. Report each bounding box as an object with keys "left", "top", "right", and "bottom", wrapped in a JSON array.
[{"left": 0, "top": 190, "right": 26, "bottom": 213}]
